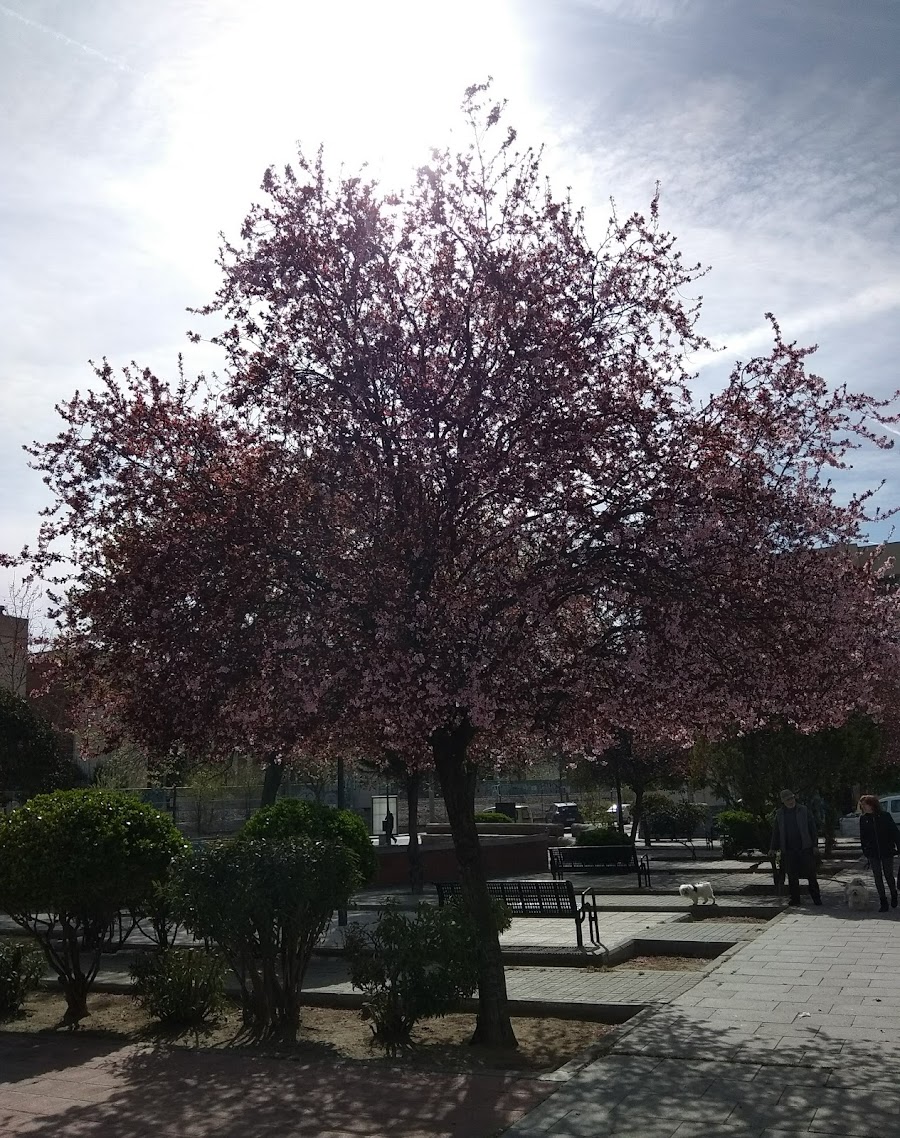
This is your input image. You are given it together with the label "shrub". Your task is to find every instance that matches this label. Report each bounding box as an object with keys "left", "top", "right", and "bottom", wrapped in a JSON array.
[
  {"left": 644, "top": 797, "right": 706, "bottom": 840},
  {"left": 0, "top": 939, "right": 44, "bottom": 1020},
  {"left": 473, "top": 811, "right": 513, "bottom": 823},
  {"left": 717, "top": 810, "right": 768, "bottom": 857},
  {"left": 176, "top": 836, "right": 360, "bottom": 1041},
  {"left": 241, "top": 798, "right": 377, "bottom": 883},
  {"left": 131, "top": 947, "right": 225, "bottom": 1026},
  {"left": 344, "top": 899, "right": 511, "bottom": 1052},
  {"left": 575, "top": 826, "right": 631, "bottom": 846},
  {"left": 0, "top": 789, "right": 187, "bottom": 1022}
]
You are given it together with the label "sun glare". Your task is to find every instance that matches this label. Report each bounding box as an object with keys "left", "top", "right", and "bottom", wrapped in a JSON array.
[{"left": 113, "top": 0, "right": 525, "bottom": 278}]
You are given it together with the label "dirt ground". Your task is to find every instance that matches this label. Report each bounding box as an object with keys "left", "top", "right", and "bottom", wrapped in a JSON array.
[
  {"left": 1, "top": 991, "right": 612, "bottom": 1074},
  {"left": 587, "top": 954, "right": 710, "bottom": 972},
  {"left": 613, "top": 954, "right": 710, "bottom": 971},
  {"left": 687, "top": 915, "right": 770, "bottom": 925}
]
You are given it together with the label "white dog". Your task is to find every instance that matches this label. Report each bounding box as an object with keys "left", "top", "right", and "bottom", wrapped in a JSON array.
[
  {"left": 845, "top": 877, "right": 870, "bottom": 911},
  {"left": 679, "top": 881, "right": 716, "bottom": 906}
]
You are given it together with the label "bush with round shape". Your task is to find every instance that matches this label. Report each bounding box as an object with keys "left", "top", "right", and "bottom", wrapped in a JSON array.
[
  {"left": 0, "top": 789, "right": 187, "bottom": 1022},
  {"left": 175, "top": 835, "right": 360, "bottom": 1041},
  {"left": 240, "top": 798, "right": 376, "bottom": 883},
  {"left": 717, "top": 809, "right": 768, "bottom": 857},
  {"left": 0, "top": 939, "right": 44, "bottom": 1020},
  {"left": 575, "top": 826, "right": 632, "bottom": 846},
  {"left": 344, "top": 899, "right": 512, "bottom": 1052},
  {"left": 644, "top": 796, "right": 706, "bottom": 840},
  {"left": 473, "top": 811, "right": 513, "bottom": 824},
  {"left": 131, "top": 947, "right": 226, "bottom": 1026}
]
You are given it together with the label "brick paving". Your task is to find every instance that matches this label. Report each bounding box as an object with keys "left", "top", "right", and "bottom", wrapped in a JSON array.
[{"left": 0, "top": 1035, "right": 551, "bottom": 1137}]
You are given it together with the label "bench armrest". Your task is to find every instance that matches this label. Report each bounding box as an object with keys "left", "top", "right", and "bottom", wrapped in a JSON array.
[{"left": 578, "top": 886, "right": 600, "bottom": 946}]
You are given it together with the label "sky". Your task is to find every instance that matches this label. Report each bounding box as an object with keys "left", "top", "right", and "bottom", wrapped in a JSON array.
[{"left": 2, "top": 0, "right": 899, "bottom": 607}]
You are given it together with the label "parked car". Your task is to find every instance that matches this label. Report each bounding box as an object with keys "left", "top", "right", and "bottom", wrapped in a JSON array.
[
  {"left": 546, "top": 802, "right": 582, "bottom": 828},
  {"left": 880, "top": 794, "right": 900, "bottom": 820}
]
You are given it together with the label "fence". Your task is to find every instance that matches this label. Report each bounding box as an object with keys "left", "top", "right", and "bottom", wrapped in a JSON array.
[{"left": 92, "top": 778, "right": 575, "bottom": 837}]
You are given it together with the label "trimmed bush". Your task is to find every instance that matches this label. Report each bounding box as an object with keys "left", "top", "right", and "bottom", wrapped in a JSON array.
[
  {"left": 718, "top": 810, "right": 768, "bottom": 857},
  {"left": 473, "top": 811, "right": 513, "bottom": 824},
  {"left": 176, "top": 836, "right": 360, "bottom": 1041},
  {"left": 345, "top": 899, "right": 511, "bottom": 1052},
  {"left": 241, "top": 798, "right": 377, "bottom": 883},
  {"left": 131, "top": 947, "right": 225, "bottom": 1026},
  {"left": 0, "top": 939, "right": 44, "bottom": 1020},
  {"left": 0, "top": 789, "right": 187, "bottom": 1022},
  {"left": 575, "top": 825, "right": 631, "bottom": 846},
  {"left": 644, "top": 797, "right": 706, "bottom": 840}
]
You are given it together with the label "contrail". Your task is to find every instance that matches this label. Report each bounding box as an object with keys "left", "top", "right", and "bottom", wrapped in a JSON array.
[{"left": 0, "top": 3, "right": 136, "bottom": 74}]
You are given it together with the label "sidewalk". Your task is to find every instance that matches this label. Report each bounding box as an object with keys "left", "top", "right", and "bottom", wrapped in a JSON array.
[
  {"left": 0, "top": 1035, "right": 552, "bottom": 1137},
  {"left": 504, "top": 905, "right": 900, "bottom": 1136}
]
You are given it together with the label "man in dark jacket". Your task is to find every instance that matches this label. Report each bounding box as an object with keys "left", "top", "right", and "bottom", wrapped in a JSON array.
[{"left": 770, "top": 790, "right": 822, "bottom": 906}]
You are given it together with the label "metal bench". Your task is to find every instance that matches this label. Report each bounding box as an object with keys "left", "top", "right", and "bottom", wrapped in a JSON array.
[
  {"left": 548, "top": 845, "right": 651, "bottom": 888},
  {"left": 433, "top": 878, "right": 600, "bottom": 949}
]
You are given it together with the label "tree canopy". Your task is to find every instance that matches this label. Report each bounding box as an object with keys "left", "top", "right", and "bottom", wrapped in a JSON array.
[
  {"left": 19, "top": 85, "right": 900, "bottom": 1044},
  {"left": 0, "top": 687, "right": 74, "bottom": 800}
]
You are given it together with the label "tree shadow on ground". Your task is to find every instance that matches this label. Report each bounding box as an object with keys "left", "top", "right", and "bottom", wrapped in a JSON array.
[
  {"left": 0, "top": 1032, "right": 124, "bottom": 1085},
  {"left": 0, "top": 1037, "right": 552, "bottom": 1138}
]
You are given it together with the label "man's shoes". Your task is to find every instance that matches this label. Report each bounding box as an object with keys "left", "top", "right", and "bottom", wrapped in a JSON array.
[
  {"left": 812, "top": 898, "right": 823, "bottom": 906},
  {"left": 891, "top": 894, "right": 898, "bottom": 909},
  {"left": 880, "top": 901, "right": 890, "bottom": 912}
]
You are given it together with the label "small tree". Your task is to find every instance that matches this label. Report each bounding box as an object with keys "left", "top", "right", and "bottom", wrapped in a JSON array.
[
  {"left": 344, "top": 900, "right": 510, "bottom": 1052},
  {"left": 176, "top": 836, "right": 359, "bottom": 1040},
  {"left": 0, "top": 789, "right": 186, "bottom": 1021},
  {"left": 241, "top": 797, "right": 377, "bottom": 883},
  {"left": 0, "top": 940, "right": 44, "bottom": 1020},
  {"left": 0, "top": 688, "right": 75, "bottom": 802},
  {"left": 21, "top": 85, "right": 900, "bottom": 1049}
]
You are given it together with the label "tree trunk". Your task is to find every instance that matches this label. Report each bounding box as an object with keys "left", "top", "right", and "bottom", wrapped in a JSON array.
[
  {"left": 613, "top": 759, "right": 625, "bottom": 835},
  {"left": 630, "top": 785, "right": 645, "bottom": 844},
  {"left": 261, "top": 760, "right": 284, "bottom": 808},
  {"left": 62, "top": 981, "right": 90, "bottom": 1024},
  {"left": 432, "top": 722, "right": 517, "bottom": 1050},
  {"left": 406, "top": 771, "right": 424, "bottom": 894}
]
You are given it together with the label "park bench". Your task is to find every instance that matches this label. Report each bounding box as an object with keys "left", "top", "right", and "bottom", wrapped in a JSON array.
[
  {"left": 433, "top": 878, "right": 600, "bottom": 949},
  {"left": 650, "top": 835, "right": 699, "bottom": 860},
  {"left": 548, "top": 845, "right": 651, "bottom": 888}
]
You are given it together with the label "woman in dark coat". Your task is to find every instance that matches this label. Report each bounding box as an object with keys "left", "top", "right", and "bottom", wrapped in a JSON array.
[{"left": 858, "top": 795, "right": 900, "bottom": 912}]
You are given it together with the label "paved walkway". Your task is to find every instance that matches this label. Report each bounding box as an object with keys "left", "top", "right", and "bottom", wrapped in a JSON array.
[
  {"left": 504, "top": 905, "right": 900, "bottom": 1136},
  {"left": 0, "top": 1035, "right": 551, "bottom": 1137},
  {"left": 299, "top": 957, "right": 704, "bottom": 1010}
]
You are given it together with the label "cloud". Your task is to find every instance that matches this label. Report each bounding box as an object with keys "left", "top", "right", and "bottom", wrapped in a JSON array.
[
  {"left": 693, "top": 279, "right": 900, "bottom": 369},
  {"left": 573, "top": 0, "right": 698, "bottom": 26},
  {"left": 0, "top": 3, "right": 136, "bottom": 73}
]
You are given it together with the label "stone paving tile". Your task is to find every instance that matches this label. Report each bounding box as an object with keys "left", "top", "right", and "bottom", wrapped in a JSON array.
[
  {"left": 302, "top": 957, "right": 702, "bottom": 1007},
  {"left": 508, "top": 908, "right": 900, "bottom": 1137}
]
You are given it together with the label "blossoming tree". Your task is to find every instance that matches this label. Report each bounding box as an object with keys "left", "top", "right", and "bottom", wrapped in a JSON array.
[{"left": 23, "top": 86, "right": 900, "bottom": 1046}]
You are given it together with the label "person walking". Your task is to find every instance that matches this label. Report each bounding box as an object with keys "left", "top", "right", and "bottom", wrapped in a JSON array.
[
  {"left": 858, "top": 794, "right": 900, "bottom": 912},
  {"left": 769, "top": 789, "right": 822, "bottom": 906},
  {"left": 382, "top": 809, "right": 398, "bottom": 844}
]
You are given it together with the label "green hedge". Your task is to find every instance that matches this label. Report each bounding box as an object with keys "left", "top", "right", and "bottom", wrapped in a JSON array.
[
  {"left": 575, "top": 826, "right": 632, "bottom": 846},
  {"left": 241, "top": 798, "right": 376, "bottom": 883},
  {"left": 473, "top": 811, "right": 513, "bottom": 824},
  {"left": 0, "top": 789, "right": 186, "bottom": 1022},
  {"left": 717, "top": 810, "right": 769, "bottom": 857}
]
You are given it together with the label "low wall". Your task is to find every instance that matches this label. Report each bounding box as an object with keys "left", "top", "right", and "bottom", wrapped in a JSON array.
[
  {"left": 374, "top": 835, "right": 550, "bottom": 886},
  {"left": 424, "top": 822, "right": 564, "bottom": 838}
]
